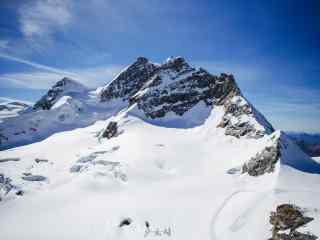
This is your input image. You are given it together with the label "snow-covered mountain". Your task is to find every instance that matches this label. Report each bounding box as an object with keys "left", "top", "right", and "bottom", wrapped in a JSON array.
[
  {"left": 0, "top": 57, "right": 274, "bottom": 149},
  {"left": 287, "top": 132, "right": 320, "bottom": 157},
  {"left": 0, "top": 57, "right": 319, "bottom": 240},
  {"left": 0, "top": 97, "right": 31, "bottom": 122}
]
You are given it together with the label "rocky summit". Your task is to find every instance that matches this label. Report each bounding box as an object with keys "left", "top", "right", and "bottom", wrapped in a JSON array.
[{"left": 99, "top": 56, "right": 273, "bottom": 136}]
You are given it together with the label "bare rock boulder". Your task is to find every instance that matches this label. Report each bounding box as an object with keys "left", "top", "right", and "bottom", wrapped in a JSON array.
[{"left": 102, "top": 121, "right": 118, "bottom": 139}]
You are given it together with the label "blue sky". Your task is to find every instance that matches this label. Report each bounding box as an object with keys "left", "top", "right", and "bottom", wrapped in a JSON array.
[{"left": 0, "top": 0, "right": 319, "bottom": 132}]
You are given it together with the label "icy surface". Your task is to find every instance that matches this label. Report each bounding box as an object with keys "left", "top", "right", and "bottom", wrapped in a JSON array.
[{"left": 0, "top": 111, "right": 319, "bottom": 240}]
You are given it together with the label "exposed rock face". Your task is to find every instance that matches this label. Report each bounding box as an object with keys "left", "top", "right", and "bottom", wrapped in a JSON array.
[
  {"left": 219, "top": 96, "right": 274, "bottom": 138},
  {"left": 99, "top": 56, "right": 272, "bottom": 138},
  {"left": 137, "top": 71, "right": 239, "bottom": 119},
  {"left": 102, "top": 121, "right": 118, "bottom": 139},
  {"left": 270, "top": 204, "right": 313, "bottom": 231},
  {"left": 269, "top": 204, "right": 317, "bottom": 240},
  {"left": 33, "top": 77, "right": 87, "bottom": 110},
  {"left": 242, "top": 144, "right": 280, "bottom": 176},
  {"left": 100, "top": 57, "right": 158, "bottom": 102}
]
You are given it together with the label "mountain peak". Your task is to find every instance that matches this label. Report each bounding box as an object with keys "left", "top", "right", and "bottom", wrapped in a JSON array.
[
  {"left": 33, "top": 77, "right": 88, "bottom": 110},
  {"left": 136, "top": 56, "right": 149, "bottom": 64},
  {"left": 100, "top": 57, "right": 157, "bottom": 102},
  {"left": 98, "top": 56, "right": 272, "bottom": 136},
  {"left": 54, "top": 77, "right": 86, "bottom": 90},
  {"left": 162, "top": 56, "right": 191, "bottom": 72}
]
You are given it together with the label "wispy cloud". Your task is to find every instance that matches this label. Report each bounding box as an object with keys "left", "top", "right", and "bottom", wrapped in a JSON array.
[
  {"left": 0, "top": 52, "right": 80, "bottom": 78},
  {"left": 0, "top": 66, "right": 122, "bottom": 89},
  {"left": 19, "top": 0, "right": 72, "bottom": 39},
  {"left": 0, "top": 52, "right": 123, "bottom": 89}
]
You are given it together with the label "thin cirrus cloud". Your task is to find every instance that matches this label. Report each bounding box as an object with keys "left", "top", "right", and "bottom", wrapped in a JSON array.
[
  {"left": 0, "top": 52, "right": 123, "bottom": 89},
  {"left": 19, "top": 0, "right": 72, "bottom": 39},
  {"left": 0, "top": 52, "right": 80, "bottom": 78},
  {"left": 0, "top": 69, "right": 117, "bottom": 90}
]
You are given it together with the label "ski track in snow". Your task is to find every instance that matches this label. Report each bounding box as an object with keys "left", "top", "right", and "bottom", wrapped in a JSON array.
[{"left": 210, "top": 186, "right": 320, "bottom": 240}]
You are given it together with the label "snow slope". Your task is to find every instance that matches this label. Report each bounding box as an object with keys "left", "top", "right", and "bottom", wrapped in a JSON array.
[
  {"left": 1, "top": 110, "right": 320, "bottom": 240},
  {"left": 0, "top": 57, "right": 319, "bottom": 240}
]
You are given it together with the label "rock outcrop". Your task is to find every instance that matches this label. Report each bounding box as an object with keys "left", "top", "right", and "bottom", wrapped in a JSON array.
[
  {"left": 269, "top": 204, "right": 317, "bottom": 240},
  {"left": 102, "top": 121, "right": 118, "bottom": 139},
  {"left": 242, "top": 144, "right": 280, "bottom": 176},
  {"left": 219, "top": 96, "right": 274, "bottom": 138}
]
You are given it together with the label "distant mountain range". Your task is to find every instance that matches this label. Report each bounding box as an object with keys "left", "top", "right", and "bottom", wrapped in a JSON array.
[
  {"left": 287, "top": 132, "right": 320, "bottom": 157},
  {"left": 0, "top": 97, "right": 32, "bottom": 122}
]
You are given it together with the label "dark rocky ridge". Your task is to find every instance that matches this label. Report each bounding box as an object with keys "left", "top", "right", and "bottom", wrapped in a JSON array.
[
  {"left": 100, "top": 57, "right": 158, "bottom": 102},
  {"left": 99, "top": 56, "right": 273, "bottom": 138},
  {"left": 136, "top": 71, "right": 239, "bottom": 119}
]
